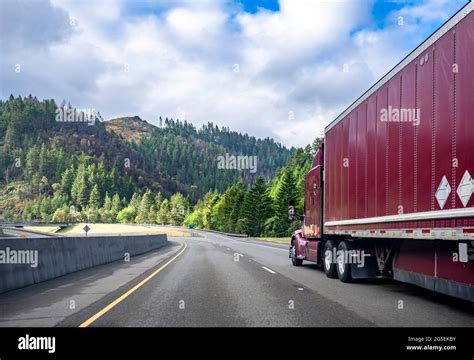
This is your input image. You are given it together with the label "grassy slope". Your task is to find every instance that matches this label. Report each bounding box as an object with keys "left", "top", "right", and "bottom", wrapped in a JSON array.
[
  {"left": 256, "top": 237, "right": 291, "bottom": 245},
  {"left": 58, "top": 223, "right": 191, "bottom": 237}
]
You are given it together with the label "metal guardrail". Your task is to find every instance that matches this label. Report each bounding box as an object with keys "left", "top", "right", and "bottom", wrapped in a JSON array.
[
  {"left": 199, "top": 228, "right": 249, "bottom": 238},
  {"left": 143, "top": 224, "right": 249, "bottom": 238},
  {"left": 0, "top": 222, "right": 249, "bottom": 238}
]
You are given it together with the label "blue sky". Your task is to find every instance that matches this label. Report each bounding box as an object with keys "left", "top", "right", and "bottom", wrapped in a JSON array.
[
  {"left": 123, "top": 0, "right": 281, "bottom": 15},
  {"left": 238, "top": 0, "right": 279, "bottom": 13},
  {"left": 0, "top": 0, "right": 469, "bottom": 146}
]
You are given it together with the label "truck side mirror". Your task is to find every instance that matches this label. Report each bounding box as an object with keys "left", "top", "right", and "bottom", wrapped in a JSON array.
[{"left": 288, "top": 200, "right": 296, "bottom": 220}]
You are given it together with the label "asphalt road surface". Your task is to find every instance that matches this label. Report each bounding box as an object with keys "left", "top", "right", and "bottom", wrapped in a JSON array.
[{"left": 1, "top": 231, "right": 473, "bottom": 327}]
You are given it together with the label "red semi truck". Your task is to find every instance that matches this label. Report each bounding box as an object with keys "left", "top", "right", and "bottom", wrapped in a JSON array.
[{"left": 289, "top": 2, "right": 474, "bottom": 302}]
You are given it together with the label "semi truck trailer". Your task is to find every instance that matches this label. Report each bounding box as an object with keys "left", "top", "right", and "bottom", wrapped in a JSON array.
[{"left": 289, "top": 1, "right": 474, "bottom": 302}]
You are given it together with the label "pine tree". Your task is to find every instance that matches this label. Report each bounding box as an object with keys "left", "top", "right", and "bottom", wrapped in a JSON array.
[
  {"left": 99, "top": 192, "right": 114, "bottom": 223},
  {"left": 242, "top": 177, "right": 273, "bottom": 237},
  {"left": 25, "top": 146, "right": 39, "bottom": 177},
  {"left": 220, "top": 181, "right": 244, "bottom": 232},
  {"left": 96, "top": 161, "right": 107, "bottom": 198},
  {"left": 154, "top": 192, "right": 163, "bottom": 211},
  {"left": 60, "top": 165, "right": 75, "bottom": 197},
  {"left": 129, "top": 192, "right": 141, "bottom": 210},
  {"left": 22, "top": 201, "right": 34, "bottom": 221},
  {"left": 108, "top": 166, "right": 121, "bottom": 195},
  {"left": 136, "top": 190, "right": 154, "bottom": 224},
  {"left": 39, "top": 196, "right": 53, "bottom": 222},
  {"left": 38, "top": 144, "right": 53, "bottom": 178},
  {"left": 202, "top": 191, "right": 220, "bottom": 229},
  {"left": 169, "top": 193, "right": 188, "bottom": 226},
  {"left": 103, "top": 192, "right": 112, "bottom": 211},
  {"left": 156, "top": 199, "right": 170, "bottom": 225},
  {"left": 272, "top": 168, "right": 297, "bottom": 236},
  {"left": 112, "top": 193, "right": 122, "bottom": 214},
  {"left": 51, "top": 192, "right": 67, "bottom": 210},
  {"left": 71, "top": 163, "right": 88, "bottom": 209},
  {"left": 88, "top": 184, "right": 101, "bottom": 209},
  {"left": 148, "top": 192, "right": 163, "bottom": 224}
]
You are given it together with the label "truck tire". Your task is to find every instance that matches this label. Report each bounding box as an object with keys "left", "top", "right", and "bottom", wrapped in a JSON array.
[
  {"left": 323, "top": 240, "right": 338, "bottom": 278},
  {"left": 291, "top": 242, "right": 303, "bottom": 266},
  {"left": 336, "top": 241, "right": 353, "bottom": 283}
]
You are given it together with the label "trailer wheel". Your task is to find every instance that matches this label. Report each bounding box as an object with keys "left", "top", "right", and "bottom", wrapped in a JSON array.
[
  {"left": 323, "top": 240, "right": 338, "bottom": 278},
  {"left": 336, "top": 241, "right": 353, "bottom": 283},
  {"left": 291, "top": 242, "right": 303, "bottom": 266}
]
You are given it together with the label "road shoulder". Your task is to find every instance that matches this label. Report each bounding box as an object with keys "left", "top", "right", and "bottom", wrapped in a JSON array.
[{"left": 0, "top": 241, "right": 182, "bottom": 327}]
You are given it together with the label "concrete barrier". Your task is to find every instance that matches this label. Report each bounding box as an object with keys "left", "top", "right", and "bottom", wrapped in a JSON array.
[{"left": 0, "top": 234, "right": 168, "bottom": 294}]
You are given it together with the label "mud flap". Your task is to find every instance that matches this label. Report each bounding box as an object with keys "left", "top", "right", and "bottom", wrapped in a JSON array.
[{"left": 350, "top": 255, "right": 378, "bottom": 279}]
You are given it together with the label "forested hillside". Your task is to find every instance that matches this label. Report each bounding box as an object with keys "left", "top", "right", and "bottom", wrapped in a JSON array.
[
  {"left": 0, "top": 95, "right": 296, "bottom": 226},
  {"left": 132, "top": 118, "right": 293, "bottom": 201},
  {"left": 184, "top": 140, "right": 322, "bottom": 237}
]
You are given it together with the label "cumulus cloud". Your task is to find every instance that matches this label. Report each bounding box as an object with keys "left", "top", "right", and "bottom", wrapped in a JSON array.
[
  {"left": 0, "top": 0, "right": 74, "bottom": 49},
  {"left": 0, "top": 0, "right": 468, "bottom": 147}
]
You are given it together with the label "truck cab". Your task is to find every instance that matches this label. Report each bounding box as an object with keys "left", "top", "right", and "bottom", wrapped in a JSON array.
[
  {"left": 289, "top": 142, "right": 324, "bottom": 266},
  {"left": 303, "top": 142, "right": 324, "bottom": 239}
]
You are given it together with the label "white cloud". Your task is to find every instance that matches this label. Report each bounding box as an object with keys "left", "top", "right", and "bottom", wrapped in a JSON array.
[
  {"left": 0, "top": 0, "right": 468, "bottom": 147},
  {"left": 166, "top": 8, "right": 227, "bottom": 40}
]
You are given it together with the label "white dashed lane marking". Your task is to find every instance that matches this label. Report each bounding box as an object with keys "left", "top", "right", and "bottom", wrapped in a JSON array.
[{"left": 261, "top": 266, "right": 276, "bottom": 274}]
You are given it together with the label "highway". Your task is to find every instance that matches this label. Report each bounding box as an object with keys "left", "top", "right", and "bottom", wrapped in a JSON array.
[{"left": 0, "top": 231, "right": 473, "bottom": 327}]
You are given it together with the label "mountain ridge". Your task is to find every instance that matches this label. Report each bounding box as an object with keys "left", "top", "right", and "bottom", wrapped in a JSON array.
[
  {"left": 105, "top": 116, "right": 156, "bottom": 142},
  {"left": 0, "top": 95, "right": 295, "bottom": 220}
]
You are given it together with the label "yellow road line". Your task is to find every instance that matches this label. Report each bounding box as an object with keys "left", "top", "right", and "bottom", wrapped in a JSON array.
[{"left": 79, "top": 241, "right": 188, "bottom": 328}]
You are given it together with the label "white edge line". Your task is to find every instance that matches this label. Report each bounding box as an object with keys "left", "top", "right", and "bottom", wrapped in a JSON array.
[
  {"left": 206, "top": 232, "right": 288, "bottom": 252},
  {"left": 236, "top": 241, "right": 288, "bottom": 252}
]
